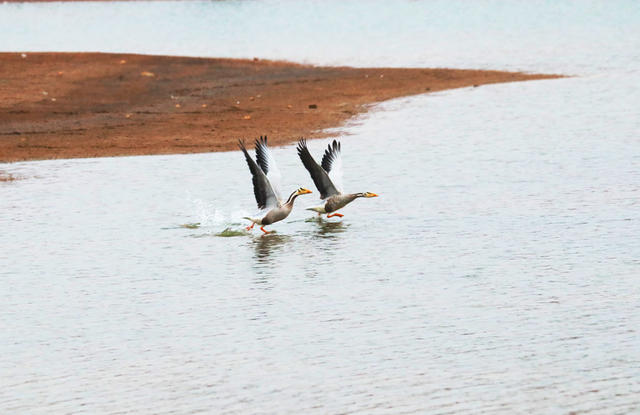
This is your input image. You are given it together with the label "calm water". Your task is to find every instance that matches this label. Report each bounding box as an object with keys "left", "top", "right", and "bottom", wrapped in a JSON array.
[{"left": 2, "top": 1, "right": 640, "bottom": 414}]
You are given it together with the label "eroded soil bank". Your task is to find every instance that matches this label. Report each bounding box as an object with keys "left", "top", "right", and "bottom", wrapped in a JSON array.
[{"left": 0, "top": 52, "right": 561, "bottom": 162}]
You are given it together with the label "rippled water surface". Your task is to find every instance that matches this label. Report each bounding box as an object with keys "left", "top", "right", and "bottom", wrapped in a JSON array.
[{"left": 2, "top": 1, "right": 640, "bottom": 414}]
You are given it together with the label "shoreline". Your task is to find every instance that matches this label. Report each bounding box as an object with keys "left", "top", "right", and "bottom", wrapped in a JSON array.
[{"left": 0, "top": 52, "right": 563, "bottom": 163}]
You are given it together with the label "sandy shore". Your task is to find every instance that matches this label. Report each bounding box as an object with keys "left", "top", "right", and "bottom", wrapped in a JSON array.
[
  {"left": 0, "top": 172, "right": 17, "bottom": 181},
  {"left": 0, "top": 52, "right": 561, "bottom": 162}
]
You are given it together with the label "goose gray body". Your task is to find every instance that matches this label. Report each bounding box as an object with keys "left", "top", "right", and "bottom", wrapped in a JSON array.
[
  {"left": 297, "top": 139, "right": 377, "bottom": 217},
  {"left": 324, "top": 193, "right": 359, "bottom": 213},
  {"left": 254, "top": 192, "right": 299, "bottom": 225},
  {"left": 239, "top": 136, "right": 312, "bottom": 233}
]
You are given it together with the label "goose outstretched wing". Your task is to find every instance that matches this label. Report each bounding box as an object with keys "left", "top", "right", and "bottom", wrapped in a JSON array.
[
  {"left": 239, "top": 139, "right": 280, "bottom": 210},
  {"left": 321, "top": 139, "right": 343, "bottom": 194},
  {"left": 254, "top": 136, "right": 283, "bottom": 202},
  {"left": 296, "top": 138, "right": 341, "bottom": 199}
]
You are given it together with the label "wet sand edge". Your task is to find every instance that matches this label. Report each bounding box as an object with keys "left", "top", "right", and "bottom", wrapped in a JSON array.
[{"left": 0, "top": 52, "right": 564, "bottom": 162}]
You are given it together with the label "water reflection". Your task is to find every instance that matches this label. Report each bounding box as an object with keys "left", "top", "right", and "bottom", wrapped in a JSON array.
[
  {"left": 250, "top": 233, "right": 291, "bottom": 267},
  {"left": 308, "top": 217, "right": 348, "bottom": 238}
]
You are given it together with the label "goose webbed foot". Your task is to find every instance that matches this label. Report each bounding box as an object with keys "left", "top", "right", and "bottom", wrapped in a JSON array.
[{"left": 327, "top": 213, "right": 344, "bottom": 218}]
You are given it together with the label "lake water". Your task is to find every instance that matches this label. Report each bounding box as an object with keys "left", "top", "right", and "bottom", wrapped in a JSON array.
[{"left": 1, "top": 1, "right": 640, "bottom": 414}]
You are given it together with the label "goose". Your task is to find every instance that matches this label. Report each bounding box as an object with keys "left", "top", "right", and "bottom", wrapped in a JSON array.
[
  {"left": 239, "top": 136, "right": 312, "bottom": 234},
  {"left": 296, "top": 138, "right": 377, "bottom": 218}
]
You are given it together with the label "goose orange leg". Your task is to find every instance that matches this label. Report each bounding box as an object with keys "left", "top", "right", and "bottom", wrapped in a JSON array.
[
  {"left": 246, "top": 222, "right": 255, "bottom": 231},
  {"left": 327, "top": 213, "right": 344, "bottom": 218},
  {"left": 260, "top": 226, "right": 271, "bottom": 234}
]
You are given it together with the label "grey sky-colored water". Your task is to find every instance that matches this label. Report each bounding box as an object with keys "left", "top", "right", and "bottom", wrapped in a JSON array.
[
  {"left": 1, "top": 1, "right": 640, "bottom": 413},
  {"left": 1, "top": 0, "right": 640, "bottom": 73}
]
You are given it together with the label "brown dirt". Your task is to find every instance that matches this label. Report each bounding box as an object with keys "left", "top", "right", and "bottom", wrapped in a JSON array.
[
  {"left": 0, "top": 52, "right": 562, "bottom": 162},
  {"left": 0, "top": 171, "right": 18, "bottom": 181}
]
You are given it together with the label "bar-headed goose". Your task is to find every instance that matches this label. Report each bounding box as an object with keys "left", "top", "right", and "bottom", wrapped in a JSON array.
[
  {"left": 296, "top": 138, "right": 377, "bottom": 218},
  {"left": 239, "top": 136, "right": 312, "bottom": 234}
]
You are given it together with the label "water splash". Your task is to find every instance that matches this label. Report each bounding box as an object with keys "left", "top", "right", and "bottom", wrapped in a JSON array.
[
  {"left": 184, "top": 191, "right": 254, "bottom": 235},
  {"left": 216, "top": 227, "right": 249, "bottom": 237},
  {"left": 186, "top": 194, "right": 227, "bottom": 227}
]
